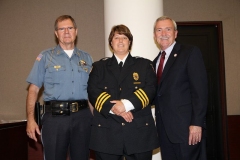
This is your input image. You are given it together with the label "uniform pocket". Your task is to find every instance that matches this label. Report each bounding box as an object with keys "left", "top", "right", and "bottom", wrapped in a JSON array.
[
  {"left": 78, "top": 66, "right": 91, "bottom": 86},
  {"left": 134, "top": 115, "right": 155, "bottom": 128},
  {"left": 47, "top": 65, "right": 66, "bottom": 83},
  {"left": 91, "top": 116, "right": 110, "bottom": 129}
]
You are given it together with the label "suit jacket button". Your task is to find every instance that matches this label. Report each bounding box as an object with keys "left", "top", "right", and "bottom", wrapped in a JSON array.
[
  {"left": 135, "top": 86, "right": 138, "bottom": 89},
  {"left": 104, "top": 87, "right": 107, "bottom": 89},
  {"left": 120, "top": 88, "right": 122, "bottom": 91},
  {"left": 146, "top": 123, "right": 148, "bottom": 126},
  {"left": 122, "top": 123, "right": 125, "bottom": 126},
  {"left": 98, "top": 124, "right": 101, "bottom": 127}
]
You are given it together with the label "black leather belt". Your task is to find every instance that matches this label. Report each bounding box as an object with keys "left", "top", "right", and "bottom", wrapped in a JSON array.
[{"left": 44, "top": 100, "right": 88, "bottom": 115}]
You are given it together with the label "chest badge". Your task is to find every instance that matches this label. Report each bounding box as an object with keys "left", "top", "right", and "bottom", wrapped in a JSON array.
[
  {"left": 133, "top": 72, "right": 141, "bottom": 84},
  {"left": 79, "top": 60, "right": 87, "bottom": 66},
  {"left": 54, "top": 65, "right": 61, "bottom": 71},
  {"left": 133, "top": 72, "right": 139, "bottom": 81}
]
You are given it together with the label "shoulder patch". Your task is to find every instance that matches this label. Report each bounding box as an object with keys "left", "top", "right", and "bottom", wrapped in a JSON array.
[{"left": 36, "top": 53, "right": 43, "bottom": 61}]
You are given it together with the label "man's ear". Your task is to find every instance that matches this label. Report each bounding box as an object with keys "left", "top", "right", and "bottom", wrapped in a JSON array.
[
  {"left": 55, "top": 31, "right": 58, "bottom": 38},
  {"left": 174, "top": 30, "right": 178, "bottom": 38}
]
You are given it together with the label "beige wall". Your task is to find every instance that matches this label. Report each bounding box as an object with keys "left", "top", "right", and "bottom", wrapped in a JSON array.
[
  {"left": 0, "top": 0, "right": 239, "bottom": 120},
  {"left": 0, "top": 0, "right": 105, "bottom": 120}
]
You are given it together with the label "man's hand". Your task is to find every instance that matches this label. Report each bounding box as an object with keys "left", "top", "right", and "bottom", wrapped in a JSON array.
[
  {"left": 120, "top": 111, "right": 134, "bottom": 122},
  {"left": 26, "top": 84, "right": 40, "bottom": 142},
  {"left": 189, "top": 125, "right": 202, "bottom": 145},
  {"left": 110, "top": 100, "right": 126, "bottom": 115},
  {"left": 26, "top": 119, "right": 41, "bottom": 142}
]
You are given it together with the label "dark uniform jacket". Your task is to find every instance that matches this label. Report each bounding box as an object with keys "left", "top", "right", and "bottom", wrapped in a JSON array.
[
  {"left": 87, "top": 54, "right": 159, "bottom": 155},
  {"left": 153, "top": 42, "right": 208, "bottom": 144}
]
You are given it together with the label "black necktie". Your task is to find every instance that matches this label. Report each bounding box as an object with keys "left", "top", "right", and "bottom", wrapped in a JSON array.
[{"left": 119, "top": 61, "right": 123, "bottom": 71}]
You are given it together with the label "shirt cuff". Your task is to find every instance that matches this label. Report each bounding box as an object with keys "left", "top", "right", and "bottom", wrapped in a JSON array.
[{"left": 121, "top": 99, "right": 134, "bottom": 112}]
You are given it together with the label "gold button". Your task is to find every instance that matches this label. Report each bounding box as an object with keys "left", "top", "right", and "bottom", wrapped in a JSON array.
[
  {"left": 98, "top": 124, "right": 101, "bottom": 127},
  {"left": 146, "top": 123, "right": 148, "bottom": 126},
  {"left": 135, "top": 86, "right": 138, "bottom": 89},
  {"left": 104, "top": 87, "right": 107, "bottom": 89},
  {"left": 120, "top": 88, "right": 121, "bottom": 91},
  {"left": 122, "top": 123, "right": 125, "bottom": 126},
  {"left": 60, "top": 111, "right": 63, "bottom": 114}
]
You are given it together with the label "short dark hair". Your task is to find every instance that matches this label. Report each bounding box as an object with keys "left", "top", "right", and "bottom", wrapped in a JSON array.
[
  {"left": 54, "top": 15, "right": 77, "bottom": 31},
  {"left": 108, "top": 24, "right": 133, "bottom": 51}
]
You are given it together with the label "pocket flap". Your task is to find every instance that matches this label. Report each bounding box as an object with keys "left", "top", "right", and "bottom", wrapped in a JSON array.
[
  {"left": 91, "top": 117, "right": 110, "bottom": 128},
  {"left": 134, "top": 115, "right": 155, "bottom": 128}
]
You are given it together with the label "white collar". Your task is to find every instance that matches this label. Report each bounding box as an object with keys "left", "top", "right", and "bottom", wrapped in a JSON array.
[{"left": 114, "top": 53, "right": 129, "bottom": 65}]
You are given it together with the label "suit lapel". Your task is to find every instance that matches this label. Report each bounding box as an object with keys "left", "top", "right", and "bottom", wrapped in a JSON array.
[
  {"left": 153, "top": 52, "right": 161, "bottom": 71},
  {"left": 159, "top": 43, "right": 181, "bottom": 84}
]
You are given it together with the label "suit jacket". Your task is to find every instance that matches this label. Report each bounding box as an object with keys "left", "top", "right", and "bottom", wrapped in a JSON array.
[
  {"left": 153, "top": 42, "right": 208, "bottom": 143},
  {"left": 87, "top": 54, "right": 159, "bottom": 155}
]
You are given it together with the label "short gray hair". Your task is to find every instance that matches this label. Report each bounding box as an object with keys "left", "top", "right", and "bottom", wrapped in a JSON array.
[{"left": 153, "top": 16, "right": 177, "bottom": 32}]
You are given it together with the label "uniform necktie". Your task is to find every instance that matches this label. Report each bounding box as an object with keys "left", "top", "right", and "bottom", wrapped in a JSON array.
[
  {"left": 119, "top": 61, "right": 123, "bottom": 71},
  {"left": 157, "top": 51, "right": 166, "bottom": 83}
]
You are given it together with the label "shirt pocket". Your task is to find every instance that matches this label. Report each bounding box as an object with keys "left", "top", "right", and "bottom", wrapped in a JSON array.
[
  {"left": 47, "top": 65, "right": 66, "bottom": 83},
  {"left": 78, "top": 65, "right": 91, "bottom": 86}
]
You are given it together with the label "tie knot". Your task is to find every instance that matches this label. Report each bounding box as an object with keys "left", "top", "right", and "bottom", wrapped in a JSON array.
[
  {"left": 118, "top": 61, "right": 123, "bottom": 67},
  {"left": 119, "top": 61, "right": 123, "bottom": 71},
  {"left": 161, "top": 51, "right": 166, "bottom": 57}
]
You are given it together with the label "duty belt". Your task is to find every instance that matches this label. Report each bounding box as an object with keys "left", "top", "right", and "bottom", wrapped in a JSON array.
[{"left": 44, "top": 100, "right": 88, "bottom": 116}]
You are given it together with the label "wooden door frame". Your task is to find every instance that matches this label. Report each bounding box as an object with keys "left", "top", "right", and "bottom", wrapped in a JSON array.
[{"left": 176, "top": 21, "right": 228, "bottom": 160}]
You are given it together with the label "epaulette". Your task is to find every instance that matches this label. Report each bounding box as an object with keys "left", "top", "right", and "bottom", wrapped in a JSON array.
[
  {"left": 101, "top": 57, "right": 110, "bottom": 61},
  {"left": 135, "top": 56, "right": 143, "bottom": 59}
]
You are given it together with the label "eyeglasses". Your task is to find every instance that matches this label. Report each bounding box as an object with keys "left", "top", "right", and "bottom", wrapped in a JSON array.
[{"left": 57, "top": 27, "right": 75, "bottom": 32}]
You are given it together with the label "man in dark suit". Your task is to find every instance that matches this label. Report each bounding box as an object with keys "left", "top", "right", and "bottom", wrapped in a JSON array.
[
  {"left": 153, "top": 16, "right": 208, "bottom": 160},
  {"left": 87, "top": 24, "right": 159, "bottom": 160}
]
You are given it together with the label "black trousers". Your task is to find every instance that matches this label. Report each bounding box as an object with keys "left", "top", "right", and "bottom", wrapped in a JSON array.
[
  {"left": 94, "top": 150, "right": 153, "bottom": 160},
  {"left": 156, "top": 115, "right": 207, "bottom": 160},
  {"left": 41, "top": 108, "right": 92, "bottom": 160}
]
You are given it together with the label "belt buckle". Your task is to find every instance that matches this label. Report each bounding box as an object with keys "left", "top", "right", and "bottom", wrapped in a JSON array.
[{"left": 71, "top": 102, "right": 78, "bottom": 112}]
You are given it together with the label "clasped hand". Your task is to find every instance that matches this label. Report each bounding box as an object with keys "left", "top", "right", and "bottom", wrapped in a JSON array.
[{"left": 110, "top": 100, "right": 133, "bottom": 122}]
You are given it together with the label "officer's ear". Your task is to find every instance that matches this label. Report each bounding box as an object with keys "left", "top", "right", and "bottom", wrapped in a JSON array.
[
  {"left": 75, "top": 28, "right": 78, "bottom": 35},
  {"left": 55, "top": 31, "right": 59, "bottom": 38}
]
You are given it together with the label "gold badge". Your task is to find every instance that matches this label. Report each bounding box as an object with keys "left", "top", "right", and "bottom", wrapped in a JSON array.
[
  {"left": 54, "top": 65, "right": 61, "bottom": 71},
  {"left": 79, "top": 60, "right": 87, "bottom": 66},
  {"left": 133, "top": 72, "right": 139, "bottom": 81}
]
